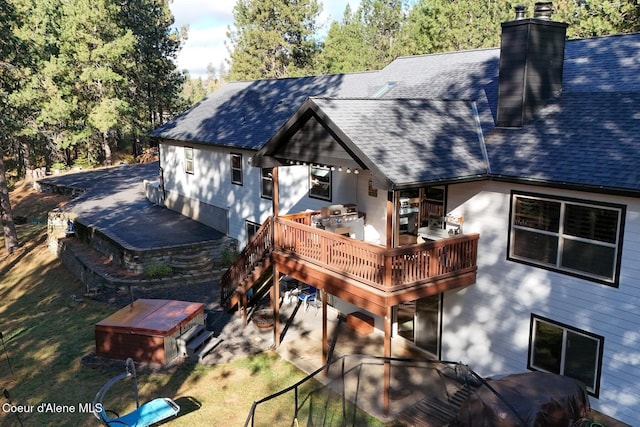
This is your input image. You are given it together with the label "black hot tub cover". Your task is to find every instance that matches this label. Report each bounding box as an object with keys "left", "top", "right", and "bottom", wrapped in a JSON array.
[{"left": 457, "top": 371, "right": 590, "bottom": 427}]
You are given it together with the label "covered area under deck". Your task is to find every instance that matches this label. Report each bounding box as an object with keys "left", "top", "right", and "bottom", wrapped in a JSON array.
[{"left": 264, "top": 183, "right": 479, "bottom": 416}]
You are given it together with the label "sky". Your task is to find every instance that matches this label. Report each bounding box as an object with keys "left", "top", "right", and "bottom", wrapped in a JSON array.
[{"left": 169, "top": 0, "right": 358, "bottom": 79}]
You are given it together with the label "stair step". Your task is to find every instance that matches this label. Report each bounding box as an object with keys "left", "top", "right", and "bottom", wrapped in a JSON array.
[
  {"left": 420, "top": 398, "right": 457, "bottom": 421},
  {"left": 186, "top": 330, "right": 216, "bottom": 355},
  {"left": 177, "top": 325, "right": 206, "bottom": 356},
  {"left": 449, "top": 387, "right": 473, "bottom": 407},
  {"left": 180, "top": 324, "right": 205, "bottom": 341},
  {"left": 193, "top": 336, "right": 223, "bottom": 362}
]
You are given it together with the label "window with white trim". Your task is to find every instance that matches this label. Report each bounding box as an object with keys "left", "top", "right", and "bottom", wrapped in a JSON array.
[
  {"left": 184, "top": 147, "right": 194, "bottom": 174},
  {"left": 309, "top": 167, "right": 331, "bottom": 201},
  {"left": 246, "top": 220, "right": 260, "bottom": 241},
  {"left": 261, "top": 168, "right": 273, "bottom": 199},
  {"left": 231, "top": 153, "right": 243, "bottom": 185},
  {"left": 529, "top": 315, "right": 603, "bottom": 396},
  {"left": 509, "top": 192, "right": 624, "bottom": 285}
]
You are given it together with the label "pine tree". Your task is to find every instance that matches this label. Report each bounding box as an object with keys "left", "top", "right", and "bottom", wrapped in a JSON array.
[
  {"left": 397, "top": 0, "right": 640, "bottom": 57},
  {"left": 553, "top": 0, "right": 640, "bottom": 38},
  {"left": 318, "top": 0, "right": 405, "bottom": 73},
  {"left": 227, "top": 0, "right": 322, "bottom": 80},
  {"left": 0, "top": 0, "right": 26, "bottom": 252},
  {"left": 119, "top": 0, "right": 187, "bottom": 148}
]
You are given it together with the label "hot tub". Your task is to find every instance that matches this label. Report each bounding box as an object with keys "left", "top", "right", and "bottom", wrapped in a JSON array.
[{"left": 95, "top": 299, "right": 205, "bottom": 365}]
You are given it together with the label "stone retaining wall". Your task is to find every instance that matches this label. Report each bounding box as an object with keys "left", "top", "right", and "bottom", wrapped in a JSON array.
[
  {"left": 54, "top": 237, "right": 226, "bottom": 292},
  {"left": 69, "top": 219, "right": 237, "bottom": 274}
]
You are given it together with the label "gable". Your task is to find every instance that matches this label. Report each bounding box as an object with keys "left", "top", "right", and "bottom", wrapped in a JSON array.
[
  {"left": 264, "top": 110, "right": 363, "bottom": 171},
  {"left": 252, "top": 97, "right": 490, "bottom": 190}
]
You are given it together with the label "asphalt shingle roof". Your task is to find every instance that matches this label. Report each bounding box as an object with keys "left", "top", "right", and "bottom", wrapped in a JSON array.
[
  {"left": 310, "top": 98, "right": 489, "bottom": 188},
  {"left": 152, "top": 32, "right": 640, "bottom": 194},
  {"left": 149, "top": 73, "right": 378, "bottom": 150},
  {"left": 486, "top": 91, "right": 640, "bottom": 191}
]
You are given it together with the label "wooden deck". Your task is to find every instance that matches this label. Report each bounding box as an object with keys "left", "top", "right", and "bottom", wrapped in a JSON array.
[{"left": 220, "top": 214, "right": 479, "bottom": 318}]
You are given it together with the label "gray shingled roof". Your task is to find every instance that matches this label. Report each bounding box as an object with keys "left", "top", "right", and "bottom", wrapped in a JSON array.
[
  {"left": 149, "top": 72, "right": 378, "bottom": 149},
  {"left": 486, "top": 91, "right": 640, "bottom": 191},
  {"left": 309, "top": 98, "right": 489, "bottom": 189},
  {"left": 151, "top": 32, "right": 640, "bottom": 194},
  {"left": 485, "top": 33, "right": 640, "bottom": 192}
]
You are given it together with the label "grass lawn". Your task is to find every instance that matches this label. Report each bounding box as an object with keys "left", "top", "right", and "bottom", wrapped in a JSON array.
[{"left": 0, "top": 181, "right": 391, "bottom": 427}]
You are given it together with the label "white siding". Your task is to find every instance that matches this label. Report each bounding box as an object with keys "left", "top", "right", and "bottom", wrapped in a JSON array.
[
  {"left": 159, "top": 142, "right": 385, "bottom": 247},
  {"left": 442, "top": 181, "right": 640, "bottom": 424},
  {"left": 160, "top": 140, "right": 640, "bottom": 423}
]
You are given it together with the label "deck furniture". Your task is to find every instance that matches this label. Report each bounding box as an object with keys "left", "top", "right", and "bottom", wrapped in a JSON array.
[{"left": 93, "top": 358, "right": 180, "bottom": 427}]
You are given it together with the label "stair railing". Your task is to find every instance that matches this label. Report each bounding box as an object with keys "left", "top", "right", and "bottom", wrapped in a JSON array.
[{"left": 220, "top": 217, "right": 273, "bottom": 308}]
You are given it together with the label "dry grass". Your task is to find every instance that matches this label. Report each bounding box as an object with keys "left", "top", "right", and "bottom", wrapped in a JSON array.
[
  {"left": 0, "top": 181, "right": 306, "bottom": 426},
  {"left": 0, "top": 180, "right": 389, "bottom": 427}
]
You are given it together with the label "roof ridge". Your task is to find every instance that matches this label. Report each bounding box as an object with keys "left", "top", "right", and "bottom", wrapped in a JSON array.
[{"left": 311, "top": 96, "right": 478, "bottom": 102}]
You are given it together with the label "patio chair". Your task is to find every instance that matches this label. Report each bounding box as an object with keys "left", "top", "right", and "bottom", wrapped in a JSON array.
[
  {"left": 93, "top": 358, "right": 180, "bottom": 427},
  {"left": 297, "top": 286, "right": 320, "bottom": 312}
]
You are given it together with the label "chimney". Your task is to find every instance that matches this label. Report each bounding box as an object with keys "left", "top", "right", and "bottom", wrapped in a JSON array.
[{"left": 496, "top": 2, "right": 568, "bottom": 128}]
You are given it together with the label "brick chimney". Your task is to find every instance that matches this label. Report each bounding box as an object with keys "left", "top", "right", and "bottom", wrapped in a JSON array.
[{"left": 496, "top": 2, "right": 568, "bottom": 128}]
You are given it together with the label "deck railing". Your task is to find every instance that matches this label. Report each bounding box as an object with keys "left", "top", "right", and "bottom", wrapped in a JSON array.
[
  {"left": 274, "top": 217, "right": 479, "bottom": 291},
  {"left": 221, "top": 213, "right": 479, "bottom": 306}
]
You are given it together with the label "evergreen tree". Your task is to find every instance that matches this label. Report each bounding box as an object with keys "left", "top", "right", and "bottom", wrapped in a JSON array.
[
  {"left": 553, "top": 0, "right": 640, "bottom": 38},
  {"left": 397, "top": 0, "right": 640, "bottom": 57},
  {"left": 119, "top": 0, "right": 187, "bottom": 150},
  {"left": 228, "top": 0, "right": 322, "bottom": 80},
  {"left": 398, "top": 0, "right": 514, "bottom": 56},
  {"left": 9, "top": 0, "right": 62, "bottom": 171},
  {"left": 0, "top": 0, "right": 25, "bottom": 252},
  {"left": 318, "top": 5, "right": 374, "bottom": 73},
  {"left": 318, "top": 0, "right": 405, "bottom": 73}
]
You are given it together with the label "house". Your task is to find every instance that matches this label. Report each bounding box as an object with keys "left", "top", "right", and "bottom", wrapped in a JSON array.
[{"left": 150, "top": 3, "right": 640, "bottom": 424}]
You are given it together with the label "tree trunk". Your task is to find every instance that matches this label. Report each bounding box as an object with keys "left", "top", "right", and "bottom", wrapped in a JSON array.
[
  {"left": 0, "top": 152, "right": 19, "bottom": 253},
  {"left": 102, "top": 131, "right": 112, "bottom": 166}
]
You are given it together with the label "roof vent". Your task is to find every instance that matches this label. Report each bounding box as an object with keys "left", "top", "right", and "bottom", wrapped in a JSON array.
[
  {"left": 514, "top": 5, "right": 526, "bottom": 20},
  {"left": 534, "top": 2, "right": 553, "bottom": 20}
]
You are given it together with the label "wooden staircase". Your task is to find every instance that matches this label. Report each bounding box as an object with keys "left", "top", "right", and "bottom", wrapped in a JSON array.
[{"left": 220, "top": 217, "right": 273, "bottom": 314}]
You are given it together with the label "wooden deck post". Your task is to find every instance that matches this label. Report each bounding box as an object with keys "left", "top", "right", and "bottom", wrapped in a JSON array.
[
  {"left": 383, "top": 305, "right": 392, "bottom": 417},
  {"left": 273, "top": 267, "right": 281, "bottom": 348},
  {"left": 242, "top": 292, "right": 248, "bottom": 326},
  {"left": 272, "top": 167, "right": 279, "bottom": 219},
  {"left": 322, "top": 290, "right": 328, "bottom": 367},
  {"left": 386, "top": 192, "right": 394, "bottom": 249}
]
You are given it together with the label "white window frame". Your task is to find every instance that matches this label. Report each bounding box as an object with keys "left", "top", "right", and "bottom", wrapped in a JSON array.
[
  {"left": 184, "top": 147, "right": 194, "bottom": 174},
  {"left": 260, "top": 168, "right": 273, "bottom": 200},
  {"left": 508, "top": 191, "right": 624, "bottom": 286},
  {"left": 529, "top": 315, "right": 603, "bottom": 396},
  {"left": 246, "top": 220, "right": 260, "bottom": 241},
  {"left": 231, "top": 153, "right": 243, "bottom": 185}
]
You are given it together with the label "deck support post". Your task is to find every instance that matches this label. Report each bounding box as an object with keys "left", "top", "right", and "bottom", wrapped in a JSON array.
[
  {"left": 273, "top": 267, "right": 281, "bottom": 348},
  {"left": 242, "top": 292, "right": 248, "bottom": 326},
  {"left": 383, "top": 305, "right": 392, "bottom": 417},
  {"left": 322, "top": 290, "right": 328, "bottom": 368}
]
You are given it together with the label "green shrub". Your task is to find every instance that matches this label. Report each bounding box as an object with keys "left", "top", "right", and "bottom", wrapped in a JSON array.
[
  {"left": 72, "top": 154, "right": 92, "bottom": 169},
  {"left": 51, "top": 161, "right": 66, "bottom": 171},
  {"left": 145, "top": 263, "right": 173, "bottom": 278},
  {"left": 219, "top": 247, "right": 239, "bottom": 267}
]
